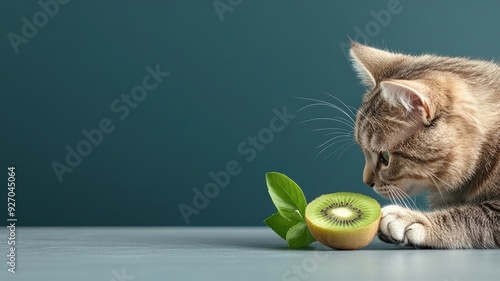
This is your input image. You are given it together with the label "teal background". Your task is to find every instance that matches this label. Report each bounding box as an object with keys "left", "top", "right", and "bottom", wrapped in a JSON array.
[{"left": 2, "top": 0, "right": 500, "bottom": 226}]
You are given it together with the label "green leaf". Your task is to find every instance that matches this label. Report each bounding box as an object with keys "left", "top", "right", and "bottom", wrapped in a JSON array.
[
  {"left": 286, "top": 222, "right": 316, "bottom": 249},
  {"left": 266, "top": 172, "right": 307, "bottom": 223},
  {"left": 264, "top": 172, "right": 316, "bottom": 248},
  {"left": 264, "top": 213, "right": 297, "bottom": 240}
]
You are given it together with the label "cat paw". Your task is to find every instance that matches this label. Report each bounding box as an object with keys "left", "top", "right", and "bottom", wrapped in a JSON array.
[{"left": 378, "top": 205, "right": 429, "bottom": 247}]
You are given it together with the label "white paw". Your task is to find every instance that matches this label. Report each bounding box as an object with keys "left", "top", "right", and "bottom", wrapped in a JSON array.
[{"left": 379, "top": 205, "right": 427, "bottom": 246}]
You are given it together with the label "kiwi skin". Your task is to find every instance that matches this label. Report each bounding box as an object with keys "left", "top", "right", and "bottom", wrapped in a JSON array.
[{"left": 305, "top": 194, "right": 381, "bottom": 250}]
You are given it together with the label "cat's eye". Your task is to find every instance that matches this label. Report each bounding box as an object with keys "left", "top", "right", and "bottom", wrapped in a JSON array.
[{"left": 380, "top": 151, "right": 390, "bottom": 166}]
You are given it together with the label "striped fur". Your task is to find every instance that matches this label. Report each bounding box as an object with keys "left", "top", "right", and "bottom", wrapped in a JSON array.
[{"left": 350, "top": 42, "right": 500, "bottom": 248}]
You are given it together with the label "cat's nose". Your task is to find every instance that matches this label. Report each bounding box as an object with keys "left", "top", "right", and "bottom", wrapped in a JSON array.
[
  {"left": 364, "top": 180, "right": 375, "bottom": 188},
  {"left": 363, "top": 164, "right": 375, "bottom": 188}
]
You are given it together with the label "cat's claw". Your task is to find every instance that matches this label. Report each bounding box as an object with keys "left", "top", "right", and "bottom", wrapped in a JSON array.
[{"left": 378, "top": 205, "right": 428, "bottom": 247}]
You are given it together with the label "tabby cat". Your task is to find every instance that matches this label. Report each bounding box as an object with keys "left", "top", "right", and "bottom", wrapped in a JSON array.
[{"left": 350, "top": 42, "right": 500, "bottom": 249}]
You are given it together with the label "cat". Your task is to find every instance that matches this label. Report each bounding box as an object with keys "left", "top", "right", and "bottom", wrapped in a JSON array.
[{"left": 349, "top": 42, "right": 500, "bottom": 249}]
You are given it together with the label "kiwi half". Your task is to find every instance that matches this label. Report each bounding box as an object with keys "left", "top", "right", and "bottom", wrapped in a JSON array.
[{"left": 305, "top": 192, "right": 381, "bottom": 250}]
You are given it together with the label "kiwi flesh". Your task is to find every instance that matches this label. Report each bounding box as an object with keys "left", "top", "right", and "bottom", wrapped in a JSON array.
[{"left": 305, "top": 192, "right": 381, "bottom": 250}]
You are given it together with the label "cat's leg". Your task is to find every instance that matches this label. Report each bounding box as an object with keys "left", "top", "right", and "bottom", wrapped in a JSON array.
[{"left": 378, "top": 202, "right": 500, "bottom": 249}]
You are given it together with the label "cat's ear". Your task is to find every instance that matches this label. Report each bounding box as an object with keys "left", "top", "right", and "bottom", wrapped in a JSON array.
[
  {"left": 380, "top": 79, "right": 434, "bottom": 124},
  {"left": 349, "top": 42, "right": 398, "bottom": 88}
]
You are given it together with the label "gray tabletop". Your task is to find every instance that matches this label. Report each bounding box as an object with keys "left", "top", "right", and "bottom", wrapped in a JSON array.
[{"left": 0, "top": 227, "right": 498, "bottom": 281}]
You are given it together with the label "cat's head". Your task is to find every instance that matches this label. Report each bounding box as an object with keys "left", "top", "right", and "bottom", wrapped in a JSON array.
[{"left": 350, "top": 42, "right": 491, "bottom": 199}]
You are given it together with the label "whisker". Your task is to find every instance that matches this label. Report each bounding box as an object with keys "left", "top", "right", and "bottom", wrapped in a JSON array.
[
  {"left": 347, "top": 105, "right": 359, "bottom": 113},
  {"left": 316, "top": 139, "right": 352, "bottom": 156},
  {"left": 324, "top": 141, "right": 356, "bottom": 159},
  {"left": 391, "top": 186, "right": 406, "bottom": 208},
  {"left": 392, "top": 186, "right": 417, "bottom": 210},
  {"left": 390, "top": 185, "right": 406, "bottom": 208},
  {"left": 316, "top": 135, "right": 351, "bottom": 149},
  {"left": 387, "top": 187, "right": 397, "bottom": 206},
  {"left": 399, "top": 189, "right": 418, "bottom": 210},
  {"left": 294, "top": 96, "right": 355, "bottom": 124},
  {"left": 297, "top": 117, "right": 354, "bottom": 130},
  {"left": 296, "top": 102, "right": 336, "bottom": 113},
  {"left": 388, "top": 186, "right": 401, "bottom": 207},
  {"left": 391, "top": 185, "right": 410, "bottom": 209},
  {"left": 337, "top": 142, "right": 357, "bottom": 159},
  {"left": 323, "top": 131, "right": 353, "bottom": 137},
  {"left": 321, "top": 92, "right": 356, "bottom": 122},
  {"left": 333, "top": 117, "right": 355, "bottom": 129},
  {"left": 294, "top": 94, "right": 360, "bottom": 160},
  {"left": 397, "top": 191, "right": 410, "bottom": 209},
  {"left": 310, "top": 127, "right": 353, "bottom": 133},
  {"left": 425, "top": 171, "right": 443, "bottom": 188}
]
